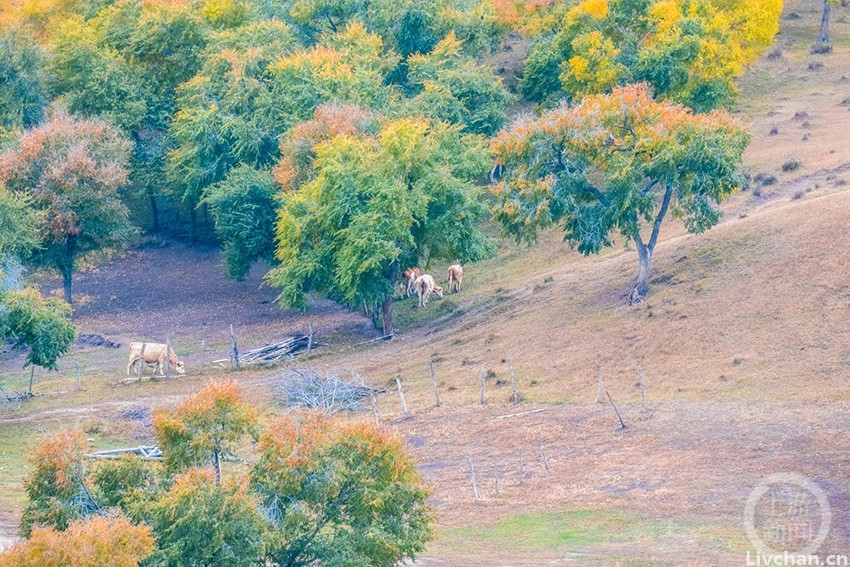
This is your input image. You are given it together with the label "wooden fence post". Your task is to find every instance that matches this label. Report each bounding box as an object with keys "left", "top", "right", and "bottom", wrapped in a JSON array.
[
  {"left": 28, "top": 366, "right": 34, "bottom": 395},
  {"left": 75, "top": 361, "right": 81, "bottom": 390},
  {"left": 467, "top": 455, "right": 480, "bottom": 502},
  {"left": 538, "top": 432, "right": 549, "bottom": 471},
  {"left": 479, "top": 364, "right": 486, "bottom": 405},
  {"left": 137, "top": 343, "right": 146, "bottom": 382},
  {"left": 165, "top": 336, "right": 171, "bottom": 379},
  {"left": 370, "top": 391, "right": 380, "bottom": 426},
  {"left": 230, "top": 324, "right": 240, "bottom": 369},
  {"left": 429, "top": 359, "right": 441, "bottom": 407},
  {"left": 307, "top": 322, "right": 314, "bottom": 354},
  {"left": 509, "top": 360, "right": 518, "bottom": 403},
  {"left": 396, "top": 377, "right": 409, "bottom": 419}
]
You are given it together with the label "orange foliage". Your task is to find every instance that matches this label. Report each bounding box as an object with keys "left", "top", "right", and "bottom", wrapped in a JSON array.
[
  {"left": 272, "top": 104, "right": 372, "bottom": 192},
  {"left": 27, "top": 429, "right": 89, "bottom": 490},
  {"left": 0, "top": 515, "right": 155, "bottom": 567}
]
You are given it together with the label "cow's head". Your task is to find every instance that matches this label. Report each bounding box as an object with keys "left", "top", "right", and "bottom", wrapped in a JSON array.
[
  {"left": 433, "top": 285, "right": 444, "bottom": 299},
  {"left": 175, "top": 361, "right": 186, "bottom": 374}
]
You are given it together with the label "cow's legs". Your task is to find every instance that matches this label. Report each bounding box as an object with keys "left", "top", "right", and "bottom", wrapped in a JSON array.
[{"left": 127, "top": 357, "right": 138, "bottom": 376}]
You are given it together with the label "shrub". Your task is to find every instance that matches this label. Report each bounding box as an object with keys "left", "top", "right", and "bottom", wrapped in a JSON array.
[{"left": 781, "top": 160, "right": 802, "bottom": 172}]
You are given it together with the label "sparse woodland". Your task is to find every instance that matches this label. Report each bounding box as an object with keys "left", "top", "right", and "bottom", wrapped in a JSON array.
[{"left": 6, "top": 0, "right": 847, "bottom": 564}]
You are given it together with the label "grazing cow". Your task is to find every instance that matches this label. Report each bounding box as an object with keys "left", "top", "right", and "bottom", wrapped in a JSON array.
[
  {"left": 127, "top": 342, "right": 185, "bottom": 376},
  {"left": 414, "top": 274, "right": 443, "bottom": 307},
  {"left": 401, "top": 268, "right": 421, "bottom": 298},
  {"left": 447, "top": 264, "right": 464, "bottom": 294}
]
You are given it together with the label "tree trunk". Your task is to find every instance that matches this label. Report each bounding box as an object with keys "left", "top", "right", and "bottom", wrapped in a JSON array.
[
  {"left": 213, "top": 442, "right": 222, "bottom": 485},
  {"left": 631, "top": 243, "right": 651, "bottom": 304},
  {"left": 149, "top": 195, "right": 159, "bottom": 231},
  {"left": 62, "top": 271, "right": 73, "bottom": 305},
  {"left": 381, "top": 295, "right": 394, "bottom": 337},
  {"left": 188, "top": 207, "right": 197, "bottom": 246},
  {"left": 820, "top": 0, "right": 832, "bottom": 44}
]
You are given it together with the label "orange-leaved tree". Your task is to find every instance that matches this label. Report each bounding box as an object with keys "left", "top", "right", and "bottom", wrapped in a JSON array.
[
  {"left": 491, "top": 83, "right": 748, "bottom": 303},
  {"left": 0, "top": 515, "right": 154, "bottom": 567},
  {"left": 0, "top": 113, "right": 136, "bottom": 304},
  {"left": 19, "top": 429, "right": 94, "bottom": 536},
  {"left": 152, "top": 380, "right": 258, "bottom": 485}
]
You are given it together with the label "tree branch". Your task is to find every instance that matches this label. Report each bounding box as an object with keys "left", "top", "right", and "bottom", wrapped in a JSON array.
[{"left": 648, "top": 182, "right": 674, "bottom": 253}]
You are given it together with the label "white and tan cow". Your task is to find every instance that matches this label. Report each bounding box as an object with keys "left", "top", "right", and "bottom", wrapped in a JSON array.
[
  {"left": 447, "top": 264, "right": 464, "bottom": 294},
  {"left": 127, "top": 342, "right": 185, "bottom": 376},
  {"left": 401, "top": 267, "right": 421, "bottom": 298},
  {"left": 414, "top": 274, "right": 443, "bottom": 307}
]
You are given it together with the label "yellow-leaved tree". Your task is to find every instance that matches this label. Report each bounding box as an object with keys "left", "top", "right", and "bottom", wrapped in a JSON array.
[{"left": 521, "top": 0, "right": 783, "bottom": 111}]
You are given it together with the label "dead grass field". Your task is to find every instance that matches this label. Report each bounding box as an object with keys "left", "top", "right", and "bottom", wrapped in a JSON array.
[{"left": 2, "top": 1, "right": 850, "bottom": 563}]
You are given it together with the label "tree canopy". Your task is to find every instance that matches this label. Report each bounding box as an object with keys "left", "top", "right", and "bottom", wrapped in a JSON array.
[
  {"left": 0, "top": 113, "right": 136, "bottom": 303},
  {"left": 491, "top": 83, "right": 748, "bottom": 301},
  {"left": 521, "top": 0, "right": 783, "bottom": 110},
  {"left": 268, "top": 114, "right": 494, "bottom": 335}
]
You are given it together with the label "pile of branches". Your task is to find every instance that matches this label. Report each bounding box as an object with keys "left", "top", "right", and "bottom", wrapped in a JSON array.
[
  {"left": 276, "top": 368, "right": 380, "bottom": 413},
  {"left": 213, "top": 335, "right": 324, "bottom": 366}
]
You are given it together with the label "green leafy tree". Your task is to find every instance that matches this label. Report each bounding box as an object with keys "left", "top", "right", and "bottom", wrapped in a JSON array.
[
  {"left": 0, "top": 184, "right": 40, "bottom": 260},
  {"left": 251, "top": 413, "right": 433, "bottom": 566},
  {"left": 152, "top": 380, "right": 258, "bottom": 484},
  {"left": 521, "top": 0, "right": 783, "bottom": 111},
  {"left": 268, "top": 115, "right": 493, "bottom": 336},
  {"left": 405, "top": 33, "right": 513, "bottom": 135},
  {"left": 0, "top": 29, "right": 48, "bottom": 136},
  {"left": 491, "top": 83, "right": 748, "bottom": 302},
  {"left": 0, "top": 113, "right": 137, "bottom": 303},
  {"left": 203, "top": 165, "right": 278, "bottom": 280},
  {"left": 143, "top": 469, "right": 266, "bottom": 567},
  {"left": 3, "top": 288, "right": 76, "bottom": 381}
]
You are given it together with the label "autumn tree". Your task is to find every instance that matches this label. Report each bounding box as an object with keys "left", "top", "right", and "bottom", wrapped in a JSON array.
[
  {"left": 268, "top": 116, "right": 493, "bottom": 336},
  {"left": 20, "top": 430, "right": 94, "bottom": 536},
  {"left": 152, "top": 380, "right": 258, "bottom": 484},
  {"left": 0, "top": 113, "right": 137, "bottom": 303},
  {"left": 521, "top": 0, "right": 783, "bottom": 111},
  {"left": 143, "top": 469, "right": 267, "bottom": 567},
  {"left": 251, "top": 413, "right": 433, "bottom": 566},
  {"left": 0, "top": 184, "right": 40, "bottom": 262},
  {"left": 0, "top": 515, "right": 155, "bottom": 567},
  {"left": 491, "top": 84, "right": 748, "bottom": 302}
]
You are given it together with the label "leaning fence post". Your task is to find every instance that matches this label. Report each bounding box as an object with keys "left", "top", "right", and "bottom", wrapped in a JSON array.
[
  {"left": 467, "top": 455, "right": 480, "bottom": 502},
  {"left": 429, "top": 359, "right": 441, "bottom": 407},
  {"left": 509, "top": 359, "right": 518, "bottom": 403},
  {"left": 606, "top": 390, "right": 627, "bottom": 430},
  {"left": 307, "top": 322, "right": 314, "bottom": 354},
  {"left": 75, "top": 360, "right": 81, "bottom": 390},
  {"left": 479, "top": 364, "right": 486, "bottom": 405},
  {"left": 396, "top": 377, "right": 410, "bottom": 419},
  {"left": 230, "top": 324, "right": 240, "bottom": 369}
]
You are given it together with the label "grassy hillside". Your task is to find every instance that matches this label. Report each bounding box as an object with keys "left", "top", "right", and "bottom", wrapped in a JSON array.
[{"left": 1, "top": 0, "right": 850, "bottom": 562}]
